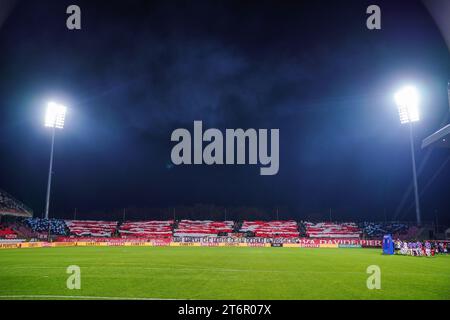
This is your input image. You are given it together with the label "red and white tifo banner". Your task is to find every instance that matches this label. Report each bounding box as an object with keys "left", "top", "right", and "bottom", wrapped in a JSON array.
[{"left": 56, "top": 237, "right": 172, "bottom": 243}]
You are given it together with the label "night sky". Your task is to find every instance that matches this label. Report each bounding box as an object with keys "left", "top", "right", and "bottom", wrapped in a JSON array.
[{"left": 0, "top": 0, "right": 449, "bottom": 223}]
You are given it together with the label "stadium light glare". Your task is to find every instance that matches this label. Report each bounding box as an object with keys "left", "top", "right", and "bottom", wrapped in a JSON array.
[
  {"left": 395, "top": 86, "right": 420, "bottom": 124},
  {"left": 45, "top": 101, "right": 67, "bottom": 129}
]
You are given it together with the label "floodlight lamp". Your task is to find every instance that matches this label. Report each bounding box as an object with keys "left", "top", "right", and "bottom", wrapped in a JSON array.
[
  {"left": 395, "top": 86, "right": 420, "bottom": 124},
  {"left": 45, "top": 102, "right": 67, "bottom": 129}
]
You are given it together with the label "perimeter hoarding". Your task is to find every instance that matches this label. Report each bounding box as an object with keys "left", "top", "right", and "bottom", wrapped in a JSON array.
[{"left": 0, "top": 238, "right": 383, "bottom": 249}]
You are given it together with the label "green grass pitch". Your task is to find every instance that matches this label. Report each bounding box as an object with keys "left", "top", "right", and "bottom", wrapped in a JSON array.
[{"left": 0, "top": 247, "right": 449, "bottom": 300}]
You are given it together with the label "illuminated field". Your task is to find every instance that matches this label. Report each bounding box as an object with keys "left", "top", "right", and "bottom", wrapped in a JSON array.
[{"left": 0, "top": 247, "right": 449, "bottom": 300}]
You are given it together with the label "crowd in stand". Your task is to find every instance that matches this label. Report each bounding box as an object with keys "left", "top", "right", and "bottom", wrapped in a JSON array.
[
  {"left": 173, "top": 220, "right": 234, "bottom": 237},
  {"left": 3, "top": 218, "right": 447, "bottom": 247},
  {"left": 239, "top": 220, "right": 299, "bottom": 238},
  {"left": 119, "top": 220, "right": 173, "bottom": 238},
  {"left": 303, "top": 221, "right": 361, "bottom": 238},
  {"left": 361, "top": 222, "right": 409, "bottom": 239},
  {"left": 395, "top": 239, "right": 449, "bottom": 256},
  {"left": 24, "top": 218, "right": 68, "bottom": 235},
  {"left": 1, "top": 186, "right": 447, "bottom": 245},
  {"left": 65, "top": 220, "right": 117, "bottom": 237},
  {"left": 0, "top": 186, "right": 443, "bottom": 242},
  {"left": 0, "top": 223, "right": 17, "bottom": 238}
]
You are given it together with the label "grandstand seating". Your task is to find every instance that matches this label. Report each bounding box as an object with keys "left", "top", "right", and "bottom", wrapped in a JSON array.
[
  {"left": 65, "top": 220, "right": 118, "bottom": 237},
  {"left": 304, "top": 221, "right": 361, "bottom": 238},
  {"left": 360, "top": 222, "right": 410, "bottom": 239},
  {"left": 14, "top": 223, "right": 36, "bottom": 238},
  {"left": 239, "top": 220, "right": 300, "bottom": 238},
  {"left": 15, "top": 217, "right": 420, "bottom": 241},
  {"left": 0, "top": 224, "right": 18, "bottom": 239},
  {"left": 399, "top": 226, "right": 420, "bottom": 240},
  {"left": 0, "top": 189, "right": 33, "bottom": 216},
  {"left": 24, "top": 218, "right": 68, "bottom": 235},
  {"left": 173, "top": 220, "right": 234, "bottom": 237},
  {"left": 119, "top": 220, "right": 173, "bottom": 238}
]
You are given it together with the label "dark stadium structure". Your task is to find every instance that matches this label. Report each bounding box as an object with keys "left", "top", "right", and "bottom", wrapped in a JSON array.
[
  {"left": 0, "top": 189, "right": 33, "bottom": 218},
  {"left": 422, "top": 83, "right": 450, "bottom": 148},
  {"left": 422, "top": 1, "right": 450, "bottom": 149}
]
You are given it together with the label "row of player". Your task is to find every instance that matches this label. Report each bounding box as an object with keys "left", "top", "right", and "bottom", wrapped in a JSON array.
[{"left": 395, "top": 240, "right": 449, "bottom": 256}]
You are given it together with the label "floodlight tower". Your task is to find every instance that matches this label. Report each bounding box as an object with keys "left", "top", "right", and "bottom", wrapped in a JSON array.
[
  {"left": 395, "top": 86, "right": 421, "bottom": 226},
  {"left": 44, "top": 102, "right": 67, "bottom": 220}
]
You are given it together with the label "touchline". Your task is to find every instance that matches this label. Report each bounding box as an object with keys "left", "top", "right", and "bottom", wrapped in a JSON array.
[{"left": 170, "top": 121, "right": 279, "bottom": 176}]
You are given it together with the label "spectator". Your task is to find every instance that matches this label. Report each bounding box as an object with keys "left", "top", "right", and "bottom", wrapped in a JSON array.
[{"left": 24, "top": 218, "right": 68, "bottom": 235}]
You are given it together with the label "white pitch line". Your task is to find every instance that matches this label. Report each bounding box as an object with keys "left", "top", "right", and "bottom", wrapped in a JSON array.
[{"left": 0, "top": 295, "right": 181, "bottom": 300}]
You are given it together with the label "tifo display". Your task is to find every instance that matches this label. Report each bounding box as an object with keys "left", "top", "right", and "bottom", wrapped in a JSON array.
[{"left": 0, "top": 218, "right": 447, "bottom": 253}]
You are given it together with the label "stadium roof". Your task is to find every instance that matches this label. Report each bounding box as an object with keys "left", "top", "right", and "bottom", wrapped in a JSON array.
[
  {"left": 423, "top": 0, "right": 450, "bottom": 51},
  {"left": 421, "top": 1, "right": 450, "bottom": 149},
  {"left": 0, "top": 189, "right": 33, "bottom": 218},
  {"left": 422, "top": 124, "right": 450, "bottom": 149},
  {"left": 0, "top": 210, "right": 32, "bottom": 218}
]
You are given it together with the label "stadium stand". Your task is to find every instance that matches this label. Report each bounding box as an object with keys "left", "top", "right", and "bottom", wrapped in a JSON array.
[
  {"left": 360, "top": 222, "right": 410, "bottom": 239},
  {"left": 13, "top": 223, "right": 36, "bottom": 239},
  {"left": 12, "top": 216, "right": 424, "bottom": 242},
  {"left": 0, "top": 189, "right": 33, "bottom": 217},
  {"left": 239, "top": 220, "right": 300, "bottom": 238},
  {"left": 119, "top": 220, "right": 173, "bottom": 238},
  {"left": 65, "top": 220, "right": 118, "bottom": 237},
  {"left": 173, "top": 220, "right": 234, "bottom": 237},
  {"left": 24, "top": 218, "right": 68, "bottom": 235},
  {"left": 0, "top": 223, "right": 18, "bottom": 239},
  {"left": 397, "top": 225, "right": 420, "bottom": 240},
  {"left": 303, "top": 221, "right": 361, "bottom": 238}
]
